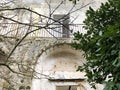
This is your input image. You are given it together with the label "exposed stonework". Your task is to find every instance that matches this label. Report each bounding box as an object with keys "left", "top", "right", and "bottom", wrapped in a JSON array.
[
  {"left": 0, "top": 0, "right": 107, "bottom": 90},
  {"left": 0, "top": 37, "right": 104, "bottom": 90},
  {"left": 0, "top": 37, "right": 78, "bottom": 90}
]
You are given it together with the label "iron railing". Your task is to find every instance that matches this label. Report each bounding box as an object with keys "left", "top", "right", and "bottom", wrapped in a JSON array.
[{"left": 0, "top": 23, "right": 86, "bottom": 38}]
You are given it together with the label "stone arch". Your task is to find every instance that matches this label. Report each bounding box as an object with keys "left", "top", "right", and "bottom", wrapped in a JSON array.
[
  {"left": 32, "top": 44, "right": 87, "bottom": 90},
  {"left": 36, "top": 44, "right": 86, "bottom": 73}
]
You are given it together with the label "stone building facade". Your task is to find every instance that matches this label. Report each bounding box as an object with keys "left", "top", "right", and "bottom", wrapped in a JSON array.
[{"left": 0, "top": 0, "right": 107, "bottom": 90}]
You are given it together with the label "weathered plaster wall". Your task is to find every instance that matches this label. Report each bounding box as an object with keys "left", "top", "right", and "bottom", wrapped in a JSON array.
[
  {"left": 15, "top": 0, "right": 108, "bottom": 37},
  {"left": 32, "top": 43, "right": 103, "bottom": 90},
  {"left": 32, "top": 44, "right": 87, "bottom": 90},
  {"left": 0, "top": 0, "right": 107, "bottom": 90},
  {"left": 21, "top": 0, "right": 108, "bottom": 24},
  {"left": 0, "top": 37, "right": 104, "bottom": 90},
  {"left": 0, "top": 38, "right": 73, "bottom": 90},
  {"left": 35, "top": 44, "right": 86, "bottom": 76}
]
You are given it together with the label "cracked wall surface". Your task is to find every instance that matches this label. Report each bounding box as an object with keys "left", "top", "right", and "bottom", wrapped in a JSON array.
[{"left": 0, "top": 37, "right": 104, "bottom": 90}]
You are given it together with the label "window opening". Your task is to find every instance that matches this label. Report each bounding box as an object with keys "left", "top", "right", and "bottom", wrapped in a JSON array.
[{"left": 53, "top": 14, "right": 70, "bottom": 38}]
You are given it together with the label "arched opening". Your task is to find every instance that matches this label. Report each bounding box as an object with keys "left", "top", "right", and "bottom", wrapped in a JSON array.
[{"left": 32, "top": 44, "right": 86, "bottom": 90}]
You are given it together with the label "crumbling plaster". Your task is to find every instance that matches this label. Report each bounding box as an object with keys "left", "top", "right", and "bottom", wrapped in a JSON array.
[{"left": 0, "top": 37, "right": 104, "bottom": 90}]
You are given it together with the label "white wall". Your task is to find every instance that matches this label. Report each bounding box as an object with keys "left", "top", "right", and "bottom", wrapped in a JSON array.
[{"left": 21, "top": 0, "right": 108, "bottom": 24}]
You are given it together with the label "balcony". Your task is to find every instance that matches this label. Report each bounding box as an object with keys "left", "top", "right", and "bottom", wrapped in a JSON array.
[{"left": 0, "top": 23, "right": 86, "bottom": 38}]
